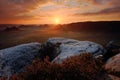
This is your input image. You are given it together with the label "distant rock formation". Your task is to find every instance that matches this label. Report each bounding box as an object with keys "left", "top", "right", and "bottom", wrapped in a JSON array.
[
  {"left": 0, "top": 42, "right": 41, "bottom": 77},
  {"left": 4, "top": 26, "right": 20, "bottom": 31},
  {"left": 48, "top": 37, "right": 106, "bottom": 63}
]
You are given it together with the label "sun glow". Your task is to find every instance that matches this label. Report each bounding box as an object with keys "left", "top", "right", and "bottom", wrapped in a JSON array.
[{"left": 54, "top": 17, "right": 61, "bottom": 25}]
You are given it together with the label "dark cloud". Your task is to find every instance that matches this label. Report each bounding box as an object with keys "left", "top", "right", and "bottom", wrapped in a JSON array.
[
  {"left": 87, "top": 0, "right": 120, "bottom": 6},
  {"left": 92, "top": 0, "right": 109, "bottom": 4},
  {"left": 72, "top": 0, "right": 120, "bottom": 16},
  {"left": 108, "top": 0, "right": 120, "bottom": 7},
  {"left": 74, "top": 6, "right": 120, "bottom": 16},
  {"left": 83, "top": 7, "right": 120, "bottom": 15},
  {"left": 0, "top": 0, "right": 49, "bottom": 18}
]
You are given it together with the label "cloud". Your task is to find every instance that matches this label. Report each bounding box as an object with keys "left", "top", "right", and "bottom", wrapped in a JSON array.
[
  {"left": 75, "top": 7, "right": 120, "bottom": 16},
  {"left": 0, "top": 0, "right": 49, "bottom": 18},
  {"left": 85, "top": 0, "right": 120, "bottom": 6},
  {"left": 0, "top": 0, "right": 120, "bottom": 24}
]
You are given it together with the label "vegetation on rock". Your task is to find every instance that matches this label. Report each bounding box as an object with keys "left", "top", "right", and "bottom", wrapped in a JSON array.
[{"left": 1, "top": 53, "right": 104, "bottom": 80}]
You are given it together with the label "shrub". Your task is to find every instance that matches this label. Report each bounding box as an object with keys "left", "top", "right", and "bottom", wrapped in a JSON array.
[
  {"left": 38, "top": 42, "right": 61, "bottom": 61},
  {"left": 61, "top": 53, "right": 103, "bottom": 80},
  {"left": 8, "top": 53, "right": 104, "bottom": 80}
]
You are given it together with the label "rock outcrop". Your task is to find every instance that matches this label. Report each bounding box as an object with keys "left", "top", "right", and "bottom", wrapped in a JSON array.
[
  {"left": 105, "top": 53, "right": 120, "bottom": 80},
  {"left": 105, "top": 53, "right": 120, "bottom": 73},
  {"left": 0, "top": 42, "right": 41, "bottom": 76},
  {"left": 0, "top": 37, "right": 107, "bottom": 77},
  {"left": 48, "top": 37, "right": 106, "bottom": 63}
]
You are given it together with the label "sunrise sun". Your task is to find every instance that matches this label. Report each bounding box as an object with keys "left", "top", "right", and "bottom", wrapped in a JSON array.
[{"left": 54, "top": 17, "right": 61, "bottom": 25}]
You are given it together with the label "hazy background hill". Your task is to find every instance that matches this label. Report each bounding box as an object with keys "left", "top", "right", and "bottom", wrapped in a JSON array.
[{"left": 55, "top": 21, "right": 120, "bottom": 33}]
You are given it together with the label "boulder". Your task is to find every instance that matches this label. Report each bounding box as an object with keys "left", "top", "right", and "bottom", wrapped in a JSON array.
[
  {"left": 105, "top": 53, "right": 120, "bottom": 73},
  {"left": 105, "top": 53, "right": 120, "bottom": 80},
  {"left": 48, "top": 37, "right": 106, "bottom": 63},
  {"left": 0, "top": 42, "right": 41, "bottom": 76},
  {"left": 108, "top": 74, "right": 120, "bottom": 80}
]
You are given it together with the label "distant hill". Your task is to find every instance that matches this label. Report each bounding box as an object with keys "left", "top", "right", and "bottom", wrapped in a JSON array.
[
  {"left": 0, "top": 21, "right": 120, "bottom": 32},
  {"left": 0, "top": 24, "right": 20, "bottom": 31},
  {"left": 55, "top": 21, "right": 120, "bottom": 33},
  {"left": 4, "top": 26, "right": 20, "bottom": 31},
  {"left": 0, "top": 24, "right": 50, "bottom": 31}
]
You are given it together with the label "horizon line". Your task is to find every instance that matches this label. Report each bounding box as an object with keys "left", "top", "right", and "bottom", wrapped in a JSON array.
[{"left": 0, "top": 20, "right": 120, "bottom": 25}]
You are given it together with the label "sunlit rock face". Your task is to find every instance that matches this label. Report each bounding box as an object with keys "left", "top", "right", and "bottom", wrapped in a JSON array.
[
  {"left": 48, "top": 37, "right": 106, "bottom": 63},
  {"left": 105, "top": 53, "right": 120, "bottom": 72},
  {"left": 0, "top": 42, "right": 41, "bottom": 76},
  {"left": 105, "top": 53, "right": 120, "bottom": 80}
]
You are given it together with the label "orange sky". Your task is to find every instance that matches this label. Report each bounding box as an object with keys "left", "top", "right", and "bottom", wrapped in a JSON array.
[{"left": 0, "top": 0, "right": 120, "bottom": 24}]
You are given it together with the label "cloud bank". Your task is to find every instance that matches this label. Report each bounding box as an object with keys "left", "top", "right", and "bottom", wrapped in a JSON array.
[{"left": 0, "top": 0, "right": 120, "bottom": 24}]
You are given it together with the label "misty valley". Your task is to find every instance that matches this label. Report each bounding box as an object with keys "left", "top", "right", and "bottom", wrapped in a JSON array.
[{"left": 0, "top": 21, "right": 120, "bottom": 49}]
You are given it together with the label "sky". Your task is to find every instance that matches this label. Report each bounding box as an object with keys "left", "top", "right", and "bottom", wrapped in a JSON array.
[{"left": 0, "top": 0, "right": 120, "bottom": 24}]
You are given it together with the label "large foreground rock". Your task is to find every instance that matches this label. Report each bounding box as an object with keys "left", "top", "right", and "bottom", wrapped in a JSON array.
[
  {"left": 48, "top": 37, "right": 106, "bottom": 63},
  {"left": 0, "top": 42, "right": 41, "bottom": 76}
]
